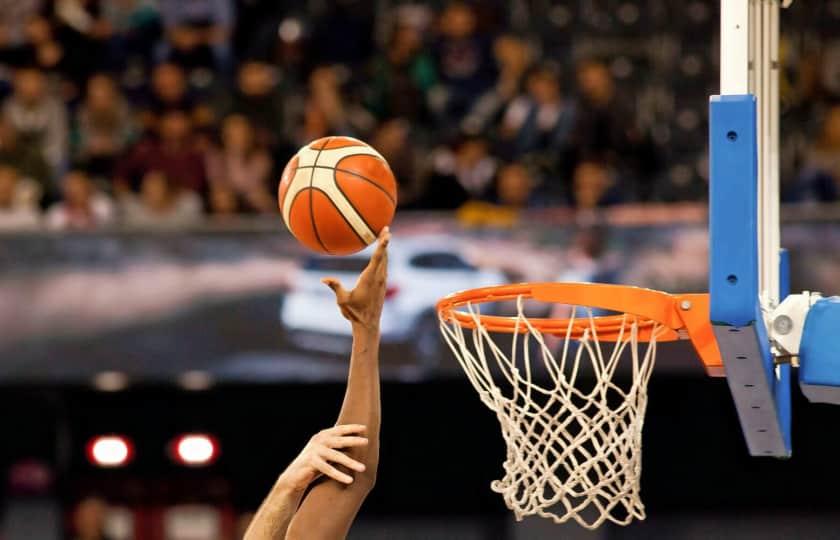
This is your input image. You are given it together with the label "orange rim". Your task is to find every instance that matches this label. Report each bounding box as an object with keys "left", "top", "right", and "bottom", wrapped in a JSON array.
[{"left": 436, "top": 282, "right": 724, "bottom": 376}]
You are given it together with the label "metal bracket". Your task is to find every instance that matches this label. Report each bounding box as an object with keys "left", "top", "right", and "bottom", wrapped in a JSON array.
[{"left": 767, "top": 291, "right": 822, "bottom": 358}]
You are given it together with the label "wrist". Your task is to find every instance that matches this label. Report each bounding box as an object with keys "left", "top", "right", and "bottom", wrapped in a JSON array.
[
  {"left": 273, "top": 472, "right": 305, "bottom": 496},
  {"left": 352, "top": 322, "right": 380, "bottom": 337}
]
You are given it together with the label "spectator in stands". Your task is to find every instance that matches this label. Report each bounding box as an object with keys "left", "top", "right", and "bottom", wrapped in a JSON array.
[
  {"left": 433, "top": 2, "right": 496, "bottom": 122},
  {"left": 205, "top": 113, "right": 273, "bottom": 213},
  {"left": 225, "top": 60, "right": 287, "bottom": 149},
  {"left": 370, "top": 118, "right": 425, "bottom": 207},
  {"left": 572, "top": 160, "right": 625, "bottom": 209},
  {"left": 208, "top": 183, "right": 241, "bottom": 216},
  {"left": 50, "top": 0, "right": 114, "bottom": 88},
  {"left": 0, "top": 165, "right": 40, "bottom": 229},
  {"left": 71, "top": 496, "right": 114, "bottom": 540},
  {"left": 3, "top": 67, "right": 68, "bottom": 182},
  {"left": 45, "top": 169, "right": 114, "bottom": 229},
  {"left": 75, "top": 74, "right": 136, "bottom": 179},
  {"left": 0, "top": 0, "right": 46, "bottom": 67},
  {"left": 574, "top": 59, "right": 659, "bottom": 197},
  {"left": 457, "top": 161, "right": 535, "bottom": 227},
  {"left": 294, "top": 66, "right": 375, "bottom": 145},
  {"left": 365, "top": 22, "right": 437, "bottom": 122},
  {"left": 498, "top": 64, "right": 575, "bottom": 159},
  {"left": 791, "top": 104, "right": 840, "bottom": 201},
  {"left": 159, "top": 0, "right": 234, "bottom": 73},
  {"left": 116, "top": 108, "right": 207, "bottom": 195},
  {"left": 0, "top": 116, "right": 51, "bottom": 201},
  {"left": 121, "top": 170, "right": 202, "bottom": 228},
  {"left": 413, "top": 136, "right": 496, "bottom": 209},
  {"left": 460, "top": 34, "right": 533, "bottom": 135},
  {"left": 139, "top": 62, "right": 194, "bottom": 132}
]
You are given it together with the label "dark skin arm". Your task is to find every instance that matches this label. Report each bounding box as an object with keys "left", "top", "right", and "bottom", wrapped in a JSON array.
[
  {"left": 244, "top": 424, "right": 369, "bottom": 540},
  {"left": 285, "top": 228, "right": 390, "bottom": 540},
  {"left": 246, "top": 228, "right": 390, "bottom": 540}
]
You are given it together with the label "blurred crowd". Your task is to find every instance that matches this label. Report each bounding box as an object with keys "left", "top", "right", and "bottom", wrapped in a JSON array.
[{"left": 0, "top": 0, "right": 838, "bottom": 231}]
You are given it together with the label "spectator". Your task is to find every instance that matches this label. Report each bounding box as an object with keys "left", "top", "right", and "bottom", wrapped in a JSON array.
[
  {"left": 495, "top": 162, "right": 534, "bottom": 207},
  {"left": 433, "top": 2, "right": 497, "bottom": 122},
  {"left": 45, "top": 169, "right": 114, "bottom": 229},
  {"left": 3, "top": 67, "right": 68, "bottom": 182},
  {"left": 370, "top": 118, "right": 424, "bottom": 207},
  {"left": 0, "top": 116, "right": 51, "bottom": 200},
  {"left": 365, "top": 23, "right": 437, "bottom": 122},
  {"left": 573, "top": 59, "right": 659, "bottom": 197},
  {"left": 224, "top": 60, "right": 286, "bottom": 149},
  {"left": 75, "top": 74, "right": 136, "bottom": 178},
  {"left": 412, "top": 136, "right": 497, "bottom": 209},
  {"left": 461, "top": 34, "right": 534, "bottom": 135},
  {"left": 572, "top": 160, "right": 625, "bottom": 209},
  {"left": 498, "top": 65, "right": 575, "bottom": 159},
  {"left": 294, "top": 66, "right": 374, "bottom": 145},
  {"left": 140, "top": 62, "right": 194, "bottom": 132},
  {"left": 71, "top": 496, "right": 114, "bottom": 540},
  {"left": 208, "top": 183, "right": 241, "bottom": 216},
  {"left": 116, "top": 109, "right": 207, "bottom": 194},
  {"left": 0, "top": 165, "right": 40, "bottom": 230},
  {"left": 121, "top": 170, "right": 202, "bottom": 228},
  {"left": 159, "top": 0, "right": 234, "bottom": 72},
  {"left": 792, "top": 104, "right": 840, "bottom": 201},
  {"left": 0, "top": 0, "right": 46, "bottom": 67},
  {"left": 205, "top": 113, "right": 273, "bottom": 213}
]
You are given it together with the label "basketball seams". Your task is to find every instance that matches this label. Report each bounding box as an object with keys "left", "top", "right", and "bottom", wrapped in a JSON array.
[
  {"left": 281, "top": 139, "right": 389, "bottom": 252},
  {"left": 307, "top": 186, "right": 368, "bottom": 247},
  {"left": 332, "top": 167, "right": 396, "bottom": 205},
  {"left": 329, "top": 179, "right": 381, "bottom": 244},
  {"left": 308, "top": 138, "right": 331, "bottom": 254}
]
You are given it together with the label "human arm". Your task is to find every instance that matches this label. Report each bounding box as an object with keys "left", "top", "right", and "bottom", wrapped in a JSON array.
[
  {"left": 244, "top": 424, "right": 369, "bottom": 540},
  {"left": 285, "top": 228, "right": 390, "bottom": 539}
]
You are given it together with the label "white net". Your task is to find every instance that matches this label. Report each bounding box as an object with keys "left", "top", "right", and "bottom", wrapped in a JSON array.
[{"left": 438, "top": 297, "right": 664, "bottom": 530}]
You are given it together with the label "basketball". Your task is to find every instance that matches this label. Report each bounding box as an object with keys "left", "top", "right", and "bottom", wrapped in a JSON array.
[{"left": 278, "top": 136, "right": 397, "bottom": 255}]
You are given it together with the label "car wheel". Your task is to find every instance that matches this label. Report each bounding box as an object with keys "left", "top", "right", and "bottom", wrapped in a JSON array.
[{"left": 413, "top": 312, "right": 444, "bottom": 371}]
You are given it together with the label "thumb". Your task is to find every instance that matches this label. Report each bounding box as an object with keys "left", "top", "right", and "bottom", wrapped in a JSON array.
[{"left": 321, "top": 277, "right": 349, "bottom": 300}]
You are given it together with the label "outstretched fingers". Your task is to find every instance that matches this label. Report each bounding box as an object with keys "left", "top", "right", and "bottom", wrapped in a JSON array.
[{"left": 369, "top": 227, "right": 390, "bottom": 270}]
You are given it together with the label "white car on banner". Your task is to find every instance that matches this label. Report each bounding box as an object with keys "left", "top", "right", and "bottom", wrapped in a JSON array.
[{"left": 280, "top": 235, "right": 506, "bottom": 366}]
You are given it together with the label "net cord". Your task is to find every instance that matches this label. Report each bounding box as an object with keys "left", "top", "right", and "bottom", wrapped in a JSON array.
[{"left": 439, "top": 296, "right": 665, "bottom": 529}]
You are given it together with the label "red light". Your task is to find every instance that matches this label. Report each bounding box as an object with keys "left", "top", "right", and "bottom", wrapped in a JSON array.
[
  {"left": 86, "top": 435, "right": 133, "bottom": 468},
  {"left": 385, "top": 284, "right": 400, "bottom": 299},
  {"left": 170, "top": 433, "right": 219, "bottom": 467}
]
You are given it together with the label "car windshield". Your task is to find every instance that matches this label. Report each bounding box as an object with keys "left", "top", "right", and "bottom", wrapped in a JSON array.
[
  {"left": 409, "top": 252, "right": 476, "bottom": 270},
  {"left": 303, "top": 257, "right": 369, "bottom": 273}
]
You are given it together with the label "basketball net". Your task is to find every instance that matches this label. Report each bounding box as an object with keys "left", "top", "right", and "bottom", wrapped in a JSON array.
[{"left": 438, "top": 296, "right": 664, "bottom": 529}]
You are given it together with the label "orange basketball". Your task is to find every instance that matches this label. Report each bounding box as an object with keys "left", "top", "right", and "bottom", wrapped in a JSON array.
[{"left": 278, "top": 136, "right": 397, "bottom": 255}]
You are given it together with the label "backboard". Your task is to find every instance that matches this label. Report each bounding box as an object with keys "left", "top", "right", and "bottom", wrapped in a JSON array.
[{"left": 709, "top": 0, "right": 790, "bottom": 457}]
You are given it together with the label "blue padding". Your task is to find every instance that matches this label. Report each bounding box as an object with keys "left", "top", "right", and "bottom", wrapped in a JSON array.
[
  {"left": 800, "top": 297, "right": 840, "bottom": 388},
  {"left": 777, "top": 249, "right": 792, "bottom": 452},
  {"left": 709, "top": 95, "right": 759, "bottom": 327}
]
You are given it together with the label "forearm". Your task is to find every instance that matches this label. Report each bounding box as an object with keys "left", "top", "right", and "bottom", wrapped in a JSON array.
[
  {"left": 336, "top": 324, "right": 381, "bottom": 475},
  {"left": 245, "top": 475, "right": 305, "bottom": 540},
  {"left": 285, "top": 325, "right": 382, "bottom": 539}
]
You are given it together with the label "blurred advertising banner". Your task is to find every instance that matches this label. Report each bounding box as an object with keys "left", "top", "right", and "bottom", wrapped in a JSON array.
[{"left": 1, "top": 206, "right": 838, "bottom": 384}]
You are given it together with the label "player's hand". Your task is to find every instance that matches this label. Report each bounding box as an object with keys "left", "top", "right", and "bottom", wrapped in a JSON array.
[
  {"left": 322, "top": 227, "right": 390, "bottom": 330},
  {"left": 278, "top": 424, "right": 369, "bottom": 492}
]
